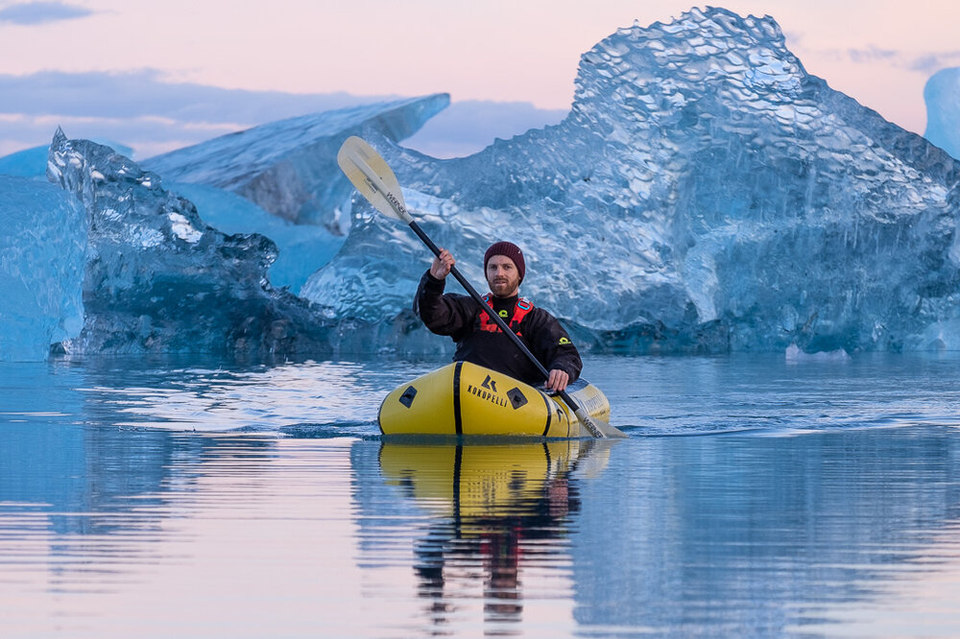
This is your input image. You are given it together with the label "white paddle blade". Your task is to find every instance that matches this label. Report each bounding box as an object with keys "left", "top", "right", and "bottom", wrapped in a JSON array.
[
  {"left": 337, "top": 136, "right": 412, "bottom": 223},
  {"left": 575, "top": 407, "right": 627, "bottom": 438}
]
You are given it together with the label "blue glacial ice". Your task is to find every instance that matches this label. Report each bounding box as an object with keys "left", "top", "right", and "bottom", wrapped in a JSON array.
[
  {"left": 925, "top": 67, "right": 960, "bottom": 161},
  {"left": 0, "top": 92, "right": 452, "bottom": 361},
  {"left": 0, "top": 176, "right": 85, "bottom": 360},
  {"left": 167, "top": 182, "right": 344, "bottom": 292},
  {"left": 45, "top": 129, "right": 334, "bottom": 358},
  {"left": 0, "top": 140, "right": 133, "bottom": 179},
  {"left": 137, "top": 95, "right": 448, "bottom": 290},
  {"left": 303, "top": 7, "right": 960, "bottom": 354},
  {"left": 143, "top": 95, "right": 450, "bottom": 233},
  {"left": 3, "top": 6, "right": 960, "bottom": 360}
]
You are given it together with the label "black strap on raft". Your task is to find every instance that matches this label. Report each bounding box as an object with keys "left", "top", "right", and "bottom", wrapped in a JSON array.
[{"left": 452, "top": 361, "right": 464, "bottom": 435}]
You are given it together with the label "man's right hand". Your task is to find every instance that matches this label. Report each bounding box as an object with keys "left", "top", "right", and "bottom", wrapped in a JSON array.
[{"left": 430, "top": 249, "right": 456, "bottom": 279}]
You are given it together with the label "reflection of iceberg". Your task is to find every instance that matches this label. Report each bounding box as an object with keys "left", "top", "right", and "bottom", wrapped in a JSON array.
[
  {"left": 0, "top": 360, "right": 177, "bottom": 536},
  {"left": 571, "top": 431, "right": 960, "bottom": 635}
]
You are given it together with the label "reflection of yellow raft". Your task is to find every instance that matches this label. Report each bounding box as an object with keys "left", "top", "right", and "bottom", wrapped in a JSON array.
[
  {"left": 378, "top": 361, "right": 610, "bottom": 438},
  {"left": 379, "top": 440, "right": 608, "bottom": 525}
]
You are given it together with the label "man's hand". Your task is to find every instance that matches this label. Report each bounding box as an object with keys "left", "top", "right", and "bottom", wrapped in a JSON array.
[
  {"left": 546, "top": 368, "right": 570, "bottom": 392},
  {"left": 430, "top": 248, "right": 455, "bottom": 279}
]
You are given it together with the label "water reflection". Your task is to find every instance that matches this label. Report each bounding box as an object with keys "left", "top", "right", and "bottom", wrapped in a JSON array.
[
  {"left": 572, "top": 428, "right": 960, "bottom": 637},
  {"left": 376, "top": 440, "right": 611, "bottom": 634}
]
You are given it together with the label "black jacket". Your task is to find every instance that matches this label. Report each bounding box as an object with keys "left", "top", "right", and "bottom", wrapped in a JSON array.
[{"left": 416, "top": 270, "right": 582, "bottom": 386}]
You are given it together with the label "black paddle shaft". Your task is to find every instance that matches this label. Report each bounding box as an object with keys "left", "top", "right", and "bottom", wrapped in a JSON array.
[{"left": 408, "top": 220, "right": 580, "bottom": 409}]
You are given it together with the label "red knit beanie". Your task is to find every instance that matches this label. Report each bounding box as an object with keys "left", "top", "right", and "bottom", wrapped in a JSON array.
[{"left": 484, "top": 241, "right": 525, "bottom": 283}]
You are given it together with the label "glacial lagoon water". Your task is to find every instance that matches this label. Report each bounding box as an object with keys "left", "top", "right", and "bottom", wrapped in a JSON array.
[{"left": 2, "top": 352, "right": 960, "bottom": 638}]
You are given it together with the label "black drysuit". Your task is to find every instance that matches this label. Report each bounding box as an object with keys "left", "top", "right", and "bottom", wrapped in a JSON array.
[{"left": 415, "top": 271, "right": 582, "bottom": 386}]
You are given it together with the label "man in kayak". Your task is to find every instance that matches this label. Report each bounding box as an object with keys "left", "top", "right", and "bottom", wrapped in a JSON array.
[{"left": 416, "top": 241, "right": 582, "bottom": 392}]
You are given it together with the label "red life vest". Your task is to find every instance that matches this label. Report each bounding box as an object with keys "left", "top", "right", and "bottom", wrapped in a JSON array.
[{"left": 478, "top": 293, "right": 534, "bottom": 336}]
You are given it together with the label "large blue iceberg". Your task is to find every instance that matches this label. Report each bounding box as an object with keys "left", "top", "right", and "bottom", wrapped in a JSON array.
[
  {"left": 23, "top": 94, "right": 449, "bottom": 360},
  {"left": 46, "top": 129, "right": 335, "bottom": 358},
  {"left": 303, "top": 7, "right": 960, "bottom": 354},
  {"left": 3, "top": 6, "right": 960, "bottom": 360},
  {"left": 143, "top": 95, "right": 450, "bottom": 233},
  {"left": 142, "top": 95, "right": 449, "bottom": 292}
]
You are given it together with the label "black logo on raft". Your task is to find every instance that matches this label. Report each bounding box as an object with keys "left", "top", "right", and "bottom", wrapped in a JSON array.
[
  {"left": 506, "top": 387, "right": 528, "bottom": 409},
  {"left": 481, "top": 375, "right": 498, "bottom": 392},
  {"left": 466, "top": 382, "right": 509, "bottom": 409},
  {"left": 398, "top": 385, "right": 417, "bottom": 409}
]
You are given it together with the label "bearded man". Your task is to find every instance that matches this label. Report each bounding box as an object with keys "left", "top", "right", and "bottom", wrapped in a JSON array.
[{"left": 415, "top": 241, "right": 581, "bottom": 392}]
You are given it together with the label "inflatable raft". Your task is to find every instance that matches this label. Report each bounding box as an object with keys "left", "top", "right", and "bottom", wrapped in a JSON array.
[{"left": 378, "top": 361, "right": 610, "bottom": 438}]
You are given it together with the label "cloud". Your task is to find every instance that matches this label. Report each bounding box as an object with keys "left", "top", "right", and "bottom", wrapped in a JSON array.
[
  {"left": 0, "top": 69, "right": 391, "bottom": 121},
  {"left": 817, "top": 46, "right": 960, "bottom": 77},
  {"left": 0, "top": 69, "right": 566, "bottom": 160},
  {"left": 909, "top": 52, "right": 960, "bottom": 74},
  {"left": 404, "top": 100, "right": 567, "bottom": 158},
  {"left": 0, "top": 1, "right": 93, "bottom": 25},
  {"left": 845, "top": 46, "right": 898, "bottom": 64}
]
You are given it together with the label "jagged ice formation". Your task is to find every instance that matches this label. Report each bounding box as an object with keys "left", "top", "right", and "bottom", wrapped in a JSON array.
[
  {"left": 46, "top": 129, "right": 334, "bottom": 358},
  {"left": 303, "top": 7, "right": 960, "bottom": 354},
  {"left": 144, "top": 95, "right": 450, "bottom": 233}
]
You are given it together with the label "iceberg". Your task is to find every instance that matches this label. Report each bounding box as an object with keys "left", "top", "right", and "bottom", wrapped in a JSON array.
[
  {"left": 303, "top": 7, "right": 960, "bottom": 354},
  {"left": 0, "top": 176, "right": 85, "bottom": 360},
  {"left": 0, "top": 140, "right": 133, "bottom": 178},
  {"left": 168, "top": 182, "right": 344, "bottom": 292},
  {"left": 5, "top": 7, "right": 960, "bottom": 359},
  {"left": 143, "top": 95, "right": 450, "bottom": 234},
  {"left": 0, "top": 145, "right": 51, "bottom": 178},
  {"left": 45, "top": 129, "right": 334, "bottom": 359},
  {"left": 924, "top": 67, "right": 960, "bottom": 161}
]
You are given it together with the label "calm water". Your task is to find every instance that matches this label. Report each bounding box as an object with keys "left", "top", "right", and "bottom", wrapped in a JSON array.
[{"left": 2, "top": 353, "right": 960, "bottom": 638}]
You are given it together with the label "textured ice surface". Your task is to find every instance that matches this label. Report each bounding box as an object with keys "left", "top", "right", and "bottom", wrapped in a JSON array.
[
  {"left": 46, "top": 129, "right": 333, "bottom": 358},
  {"left": 0, "top": 176, "right": 85, "bottom": 360},
  {"left": 303, "top": 7, "right": 960, "bottom": 354},
  {"left": 143, "top": 95, "right": 449, "bottom": 233},
  {"left": 6, "top": 7, "right": 960, "bottom": 359},
  {"left": 169, "top": 182, "right": 344, "bottom": 292},
  {"left": 925, "top": 67, "right": 960, "bottom": 160}
]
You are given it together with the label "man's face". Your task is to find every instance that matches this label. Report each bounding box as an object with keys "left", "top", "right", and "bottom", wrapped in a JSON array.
[{"left": 486, "top": 255, "right": 521, "bottom": 298}]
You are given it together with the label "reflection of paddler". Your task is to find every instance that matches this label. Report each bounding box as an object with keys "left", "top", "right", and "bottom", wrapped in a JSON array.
[{"left": 381, "top": 440, "right": 609, "bottom": 630}]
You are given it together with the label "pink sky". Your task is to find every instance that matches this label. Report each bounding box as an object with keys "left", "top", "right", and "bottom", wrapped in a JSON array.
[{"left": 0, "top": 0, "right": 958, "bottom": 135}]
